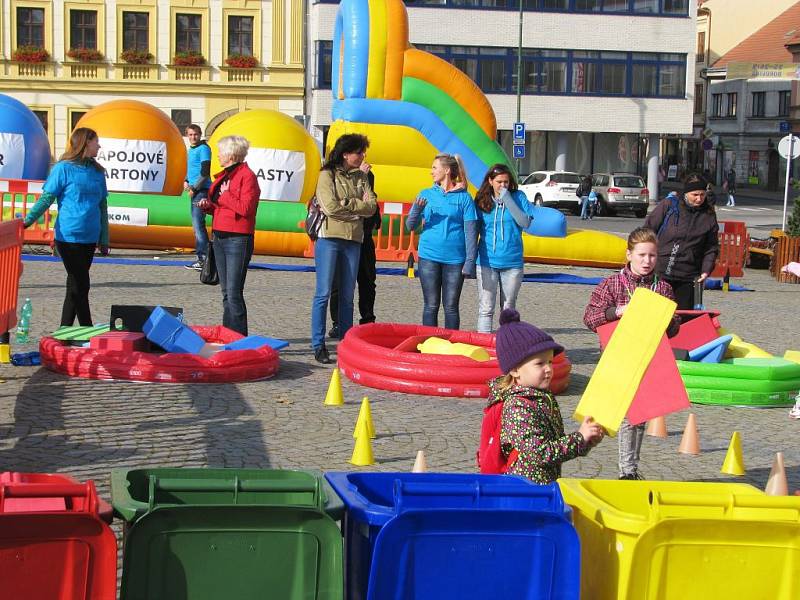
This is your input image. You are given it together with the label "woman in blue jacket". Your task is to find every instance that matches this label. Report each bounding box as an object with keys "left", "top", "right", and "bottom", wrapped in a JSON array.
[
  {"left": 474, "top": 163, "right": 535, "bottom": 333},
  {"left": 406, "top": 154, "right": 477, "bottom": 330},
  {"left": 24, "top": 127, "right": 108, "bottom": 326}
]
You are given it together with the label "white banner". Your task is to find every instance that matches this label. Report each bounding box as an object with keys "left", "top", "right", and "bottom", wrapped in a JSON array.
[
  {"left": 97, "top": 138, "right": 167, "bottom": 193},
  {"left": 246, "top": 148, "right": 306, "bottom": 201},
  {"left": 0, "top": 133, "right": 25, "bottom": 179},
  {"left": 107, "top": 206, "right": 148, "bottom": 227}
]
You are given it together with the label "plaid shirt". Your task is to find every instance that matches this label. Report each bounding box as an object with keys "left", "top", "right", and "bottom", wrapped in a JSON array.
[{"left": 583, "top": 266, "right": 680, "bottom": 336}]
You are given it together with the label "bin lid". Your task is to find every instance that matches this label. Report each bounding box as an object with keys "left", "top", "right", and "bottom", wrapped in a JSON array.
[
  {"left": 0, "top": 512, "right": 117, "bottom": 599},
  {"left": 325, "top": 472, "right": 564, "bottom": 527},
  {"left": 0, "top": 472, "right": 113, "bottom": 523},
  {"left": 367, "top": 508, "right": 580, "bottom": 600},
  {"left": 111, "top": 468, "right": 344, "bottom": 523},
  {"left": 120, "top": 504, "right": 343, "bottom": 600}
]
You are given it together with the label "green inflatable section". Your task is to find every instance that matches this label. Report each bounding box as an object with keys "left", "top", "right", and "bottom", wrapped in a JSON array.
[
  {"left": 678, "top": 358, "right": 800, "bottom": 407},
  {"left": 401, "top": 77, "right": 511, "bottom": 175},
  {"left": 107, "top": 193, "right": 307, "bottom": 233}
]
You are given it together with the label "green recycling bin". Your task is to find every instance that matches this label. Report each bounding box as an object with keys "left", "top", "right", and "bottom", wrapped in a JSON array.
[{"left": 112, "top": 468, "right": 344, "bottom": 600}]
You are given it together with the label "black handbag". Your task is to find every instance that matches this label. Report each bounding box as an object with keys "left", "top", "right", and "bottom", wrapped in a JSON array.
[
  {"left": 305, "top": 196, "right": 326, "bottom": 241},
  {"left": 200, "top": 242, "right": 219, "bottom": 285}
]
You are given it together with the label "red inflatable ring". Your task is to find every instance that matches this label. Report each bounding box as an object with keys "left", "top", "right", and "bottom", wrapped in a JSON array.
[
  {"left": 337, "top": 323, "right": 571, "bottom": 398},
  {"left": 39, "top": 326, "right": 279, "bottom": 383}
]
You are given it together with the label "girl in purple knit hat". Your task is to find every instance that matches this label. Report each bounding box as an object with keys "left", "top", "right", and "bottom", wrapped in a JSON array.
[{"left": 488, "top": 309, "right": 605, "bottom": 484}]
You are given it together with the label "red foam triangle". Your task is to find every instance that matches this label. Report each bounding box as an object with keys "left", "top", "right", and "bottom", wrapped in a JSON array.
[{"left": 597, "top": 321, "right": 690, "bottom": 425}]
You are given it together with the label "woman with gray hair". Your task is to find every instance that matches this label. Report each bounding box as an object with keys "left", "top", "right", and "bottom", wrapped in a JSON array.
[{"left": 197, "top": 135, "right": 260, "bottom": 335}]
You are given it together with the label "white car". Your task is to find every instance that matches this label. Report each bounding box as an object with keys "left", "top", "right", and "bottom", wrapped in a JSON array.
[{"left": 518, "top": 171, "right": 583, "bottom": 214}]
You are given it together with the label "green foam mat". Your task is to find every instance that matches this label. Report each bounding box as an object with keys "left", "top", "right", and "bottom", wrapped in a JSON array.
[
  {"left": 51, "top": 323, "right": 110, "bottom": 341},
  {"left": 687, "top": 387, "right": 797, "bottom": 407}
]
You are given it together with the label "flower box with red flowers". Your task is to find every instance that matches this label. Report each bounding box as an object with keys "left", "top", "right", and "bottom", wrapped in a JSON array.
[
  {"left": 173, "top": 52, "right": 206, "bottom": 67},
  {"left": 224, "top": 54, "right": 258, "bottom": 69},
  {"left": 120, "top": 49, "right": 153, "bottom": 65},
  {"left": 67, "top": 47, "right": 105, "bottom": 63},
  {"left": 12, "top": 46, "right": 49, "bottom": 63}
]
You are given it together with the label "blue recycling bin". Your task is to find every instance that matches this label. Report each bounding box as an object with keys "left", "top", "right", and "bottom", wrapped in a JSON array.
[{"left": 325, "top": 472, "right": 580, "bottom": 600}]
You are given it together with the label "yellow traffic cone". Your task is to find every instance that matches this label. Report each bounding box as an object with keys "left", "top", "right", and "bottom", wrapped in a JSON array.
[
  {"left": 412, "top": 450, "right": 427, "bottom": 473},
  {"left": 765, "top": 452, "right": 789, "bottom": 496},
  {"left": 353, "top": 396, "right": 376, "bottom": 439},
  {"left": 323, "top": 368, "right": 344, "bottom": 406},
  {"left": 350, "top": 418, "right": 375, "bottom": 466},
  {"left": 720, "top": 431, "right": 745, "bottom": 475}
]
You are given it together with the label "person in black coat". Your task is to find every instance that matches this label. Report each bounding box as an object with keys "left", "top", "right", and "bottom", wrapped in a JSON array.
[
  {"left": 329, "top": 166, "right": 380, "bottom": 338},
  {"left": 643, "top": 174, "right": 719, "bottom": 310}
]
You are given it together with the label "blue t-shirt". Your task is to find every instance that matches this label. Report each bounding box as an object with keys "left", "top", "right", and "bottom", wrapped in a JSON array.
[
  {"left": 186, "top": 142, "right": 211, "bottom": 190},
  {"left": 43, "top": 160, "right": 108, "bottom": 244},
  {"left": 416, "top": 185, "right": 477, "bottom": 264},
  {"left": 477, "top": 190, "right": 536, "bottom": 270}
]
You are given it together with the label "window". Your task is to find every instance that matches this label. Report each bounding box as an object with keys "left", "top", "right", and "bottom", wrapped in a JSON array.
[
  {"left": 16, "top": 7, "right": 45, "bottom": 48},
  {"left": 602, "top": 0, "right": 628, "bottom": 11},
  {"left": 632, "top": 63, "right": 657, "bottom": 96},
  {"left": 632, "top": 0, "right": 659, "bottom": 12},
  {"left": 658, "top": 63, "right": 685, "bottom": 97},
  {"left": 575, "top": 0, "right": 601, "bottom": 11},
  {"left": 694, "top": 83, "right": 704, "bottom": 114},
  {"left": 751, "top": 91, "right": 766, "bottom": 117},
  {"left": 712, "top": 93, "right": 723, "bottom": 117},
  {"left": 175, "top": 13, "right": 201, "bottom": 54},
  {"left": 70, "top": 10, "right": 97, "bottom": 50},
  {"left": 522, "top": 172, "right": 547, "bottom": 185},
  {"left": 662, "top": 0, "right": 688, "bottom": 14},
  {"left": 317, "top": 0, "right": 688, "bottom": 13},
  {"left": 516, "top": 49, "right": 567, "bottom": 93},
  {"left": 696, "top": 32, "right": 705, "bottom": 63},
  {"left": 316, "top": 41, "right": 332, "bottom": 88},
  {"left": 123, "top": 12, "right": 149, "bottom": 52},
  {"left": 32, "top": 110, "right": 48, "bottom": 134},
  {"left": 227, "top": 16, "right": 253, "bottom": 56},
  {"left": 779, "top": 90, "right": 791, "bottom": 117},
  {"left": 70, "top": 110, "right": 87, "bottom": 132},
  {"left": 726, "top": 92, "right": 737, "bottom": 117},
  {"left": 171, "top": 109, "right": 192, "bottom": 132}
]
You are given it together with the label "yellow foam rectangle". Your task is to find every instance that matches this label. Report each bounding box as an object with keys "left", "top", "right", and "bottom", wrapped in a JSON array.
[
  {"left": 574, "top": 288, "right": 676, "bottom": 437},
  {"left": 785, "top": 350, "right": 800, "bottom": 365}
]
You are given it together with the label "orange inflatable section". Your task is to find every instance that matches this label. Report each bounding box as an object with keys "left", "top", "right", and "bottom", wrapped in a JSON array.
[{"left": 75, "top": 100, "right": 187, "bottom": 196}]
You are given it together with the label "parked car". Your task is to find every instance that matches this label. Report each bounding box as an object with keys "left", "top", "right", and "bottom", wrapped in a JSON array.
[
  {"left": 591, "top": 173, "right": 649, "bottom": 218},
  {"left": 518, "top": 171, "right": 583, "bottom": 214}
]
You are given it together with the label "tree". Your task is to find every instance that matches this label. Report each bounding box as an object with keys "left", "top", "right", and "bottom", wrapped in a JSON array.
[{"left": 787, "top": 195, "right": 800, "bottom": 237}]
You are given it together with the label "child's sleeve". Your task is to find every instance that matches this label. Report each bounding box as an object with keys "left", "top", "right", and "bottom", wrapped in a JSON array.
[
  {"left": 502, "top": 399, "right": 588, "bottom": 474},
  {"left": 583, "top": 278, "right": 618, "bottom": 332}
]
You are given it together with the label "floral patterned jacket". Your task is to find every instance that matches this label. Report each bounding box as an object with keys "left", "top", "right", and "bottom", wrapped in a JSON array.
[{"left": 487, "top": 377, "right": 590, "bottom": 484}]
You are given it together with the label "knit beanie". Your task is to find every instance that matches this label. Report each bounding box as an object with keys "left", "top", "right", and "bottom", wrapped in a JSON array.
[
  {"left": 495, "top": 309, "right": 564, "bottom": 374},
  {"left": 683, "top": 177, "right": 707, "bottom": 194}
]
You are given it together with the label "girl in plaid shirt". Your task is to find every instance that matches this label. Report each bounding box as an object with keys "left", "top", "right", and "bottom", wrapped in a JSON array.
[{"left": 583, "top": 226, "right": 680, "bottom": 479}]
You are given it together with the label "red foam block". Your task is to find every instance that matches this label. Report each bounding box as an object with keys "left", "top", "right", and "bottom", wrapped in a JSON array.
[
  {"left": 669, "top": 313, "right": 719, "bottom": 352},
  {"left": 597, "top": 321, "right": 690, "bottom": 425},
  {"left": 89, "top": 331, "right": 147, "bottom": 352}
]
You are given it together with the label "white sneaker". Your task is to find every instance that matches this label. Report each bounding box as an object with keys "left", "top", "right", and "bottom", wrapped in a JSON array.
[{"left": 789, "top": 396, "right": 800, "bottom": 419}]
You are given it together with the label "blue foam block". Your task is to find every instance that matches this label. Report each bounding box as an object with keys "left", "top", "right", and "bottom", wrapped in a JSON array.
[
  {"left": 143, "top": 306, "right": 205, "bottom": 354},
  {"left": 688, "top": 334, "right": 733, "bottom": 363},
  {"left": 223, "top": 335, "right": 289, "bottom": 352}
]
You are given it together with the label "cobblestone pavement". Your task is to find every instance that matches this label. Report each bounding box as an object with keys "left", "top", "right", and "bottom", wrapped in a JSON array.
[{"left": 2, "top": 249, "right": 799, "bottom": 520}]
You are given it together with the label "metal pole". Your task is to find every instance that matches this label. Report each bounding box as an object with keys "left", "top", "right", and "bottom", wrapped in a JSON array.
[
  {"left": 783, "top": 136, "right": 794, "bottom": 232},
  {"left": 515, "top": 0, "right": 523, "bottom": 174}
]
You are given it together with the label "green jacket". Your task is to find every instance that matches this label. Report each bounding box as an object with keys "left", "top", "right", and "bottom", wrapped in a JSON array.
[{"left": 316, "top": 167, "right": 378, "bottom": 242}]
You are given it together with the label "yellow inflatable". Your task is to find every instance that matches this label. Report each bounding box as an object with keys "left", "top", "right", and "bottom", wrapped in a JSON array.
[
  {"left": 417, "top": 337, "right": 491, "bottom": 362},
  {"left": 716, "top": 329, "right": 773, "bottom": 359},
  {"left": 76, "top": 100, "right": 187, "bottom": 196},
  {"left": 208, "top": 109, "right": 321, "bottom": 204},
  {"left": 522, "top": 229, "right": 627, "bottom": 268}
]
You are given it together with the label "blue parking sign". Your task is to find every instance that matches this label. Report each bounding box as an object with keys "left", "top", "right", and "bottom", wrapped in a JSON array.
[
  {"left": 513, "top": 122, "right": 525, "bottom": 142},
  {"left": 780, "top": 121, "right": 791, "bottom": 133},
  {"left": 513, "top": 145, "right": 526, "bottom": 159}
]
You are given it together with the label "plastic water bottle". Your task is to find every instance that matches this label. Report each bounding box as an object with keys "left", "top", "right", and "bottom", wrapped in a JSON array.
[{"left": 15, "top": 298, "right": 32, "bottom": 343}]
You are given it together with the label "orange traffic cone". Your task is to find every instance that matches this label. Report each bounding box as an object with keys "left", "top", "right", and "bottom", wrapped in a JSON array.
[
  {"left": 678, "top": 413, "right": 700, "bottom": 455},
  {"left": 645, "top": 416, "right": 668, "bottom": 438},
  {"left": 765, "top": 452, "right": 789, "bottom": 496},
  {"left": 412, "top": 450, "right": 428, "bottom": 473}
]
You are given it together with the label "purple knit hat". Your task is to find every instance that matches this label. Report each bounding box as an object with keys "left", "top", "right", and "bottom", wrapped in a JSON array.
[{"left": 495, "top": 309, "right": 564, "bottom": 374}]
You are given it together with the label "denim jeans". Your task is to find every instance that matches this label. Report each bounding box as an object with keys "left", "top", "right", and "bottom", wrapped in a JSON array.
[
  {"left": 418, "top": 258, "right": 464, "bottom": 330},
  {"left": 212, "top": 232, "right": 254, "bottom": 336},
  {"left": 191, "top": 190, "right": 210, "bottom": 261},
  {"left": 580, "top": 196, "right": 590, "bottom": 219},
  {"left": 311, "top": 237, "right": 361, "bottom": 348},
  {"left": 618, "top": 418, "right": 646, "bottom": 476},
  {"left": 476, "top": 265, "right": 524, "bottom": 333}
]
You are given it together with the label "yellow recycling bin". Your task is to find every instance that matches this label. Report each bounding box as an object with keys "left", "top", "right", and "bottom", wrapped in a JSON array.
[{"left": 558, "top": 479, "right": 800, "bottom": 600}]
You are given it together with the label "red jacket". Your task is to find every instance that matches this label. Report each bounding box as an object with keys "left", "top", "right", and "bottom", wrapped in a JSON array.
[{"left": 207, "top": 163, "right": 260, "bottom": 234}]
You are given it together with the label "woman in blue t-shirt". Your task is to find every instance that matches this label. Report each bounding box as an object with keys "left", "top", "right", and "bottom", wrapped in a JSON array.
[
  {"left": 24, "top": 127, "right": 108, "bottom": 326},
  {"left": 474, "top": 164, "right": 536, "bottom": 332},
  {"left": 405, "top": 154, "right": 477, "bottom": 330}
]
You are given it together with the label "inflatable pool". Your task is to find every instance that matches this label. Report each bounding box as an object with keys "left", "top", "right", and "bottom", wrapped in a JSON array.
[
  {"left": 337, "top": 322, "right": 571, "bottom": 398},
  {"left": 678, "top": 357, "right": 800, "bottom": 407},
  {"left": 40, "top": 325, "right": 279, "bottom": 383}
]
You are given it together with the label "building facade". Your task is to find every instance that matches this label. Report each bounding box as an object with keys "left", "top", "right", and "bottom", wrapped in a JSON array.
[
  {"left": 1, "top": 0, "right": 305, "bottom": 157},
  {"left": 308, "top": 0, "right": 696, "bottom": 198}
]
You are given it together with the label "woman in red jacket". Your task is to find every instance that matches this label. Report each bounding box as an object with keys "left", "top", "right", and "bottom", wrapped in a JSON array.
[{"left": 197, "top": 135, "right": 260, "bottom": 335}]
